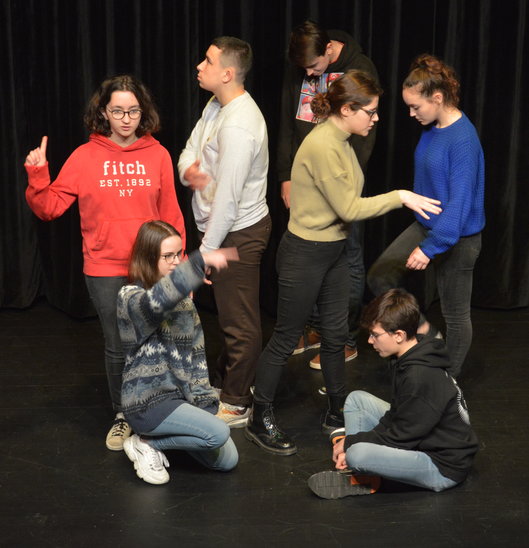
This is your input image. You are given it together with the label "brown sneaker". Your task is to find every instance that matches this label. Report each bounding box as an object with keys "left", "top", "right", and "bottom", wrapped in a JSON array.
[
  {"left": 309, "top": 345, "right": 358, "bottom": 370},
  {"left": 292, "top": 329, "right": 321, "bottom": 356}
]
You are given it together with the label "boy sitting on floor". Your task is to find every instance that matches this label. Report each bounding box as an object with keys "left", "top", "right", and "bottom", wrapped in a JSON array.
[{"left": 309, "top": 288, "right": 478, "bottom": 499}]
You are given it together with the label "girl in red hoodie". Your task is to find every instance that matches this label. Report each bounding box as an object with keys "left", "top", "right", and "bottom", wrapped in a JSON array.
[{"left": 25, "top": 75, "right": 186, "bottom": 451}]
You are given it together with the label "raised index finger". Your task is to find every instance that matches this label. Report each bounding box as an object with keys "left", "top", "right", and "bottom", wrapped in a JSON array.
[{"left": 40, "top": 136, "right": 48, "bottom": 154}]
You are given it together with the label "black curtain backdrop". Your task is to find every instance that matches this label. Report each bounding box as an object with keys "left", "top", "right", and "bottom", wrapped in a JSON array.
[{"left": 1, "top": 0, "right": 528, "bottom": 316}]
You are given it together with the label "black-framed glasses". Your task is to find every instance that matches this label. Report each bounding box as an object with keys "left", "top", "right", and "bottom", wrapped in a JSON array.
[
  {"left": 360, "top": 107, "right": 378, "bottom": 119},
  {"left": 106, "top": 108, "right": 142, "bottom": 120},
  {"left": 160, "top": 251, "right": 183, "bottom": 264},
  {"left": 368, "top": 330, "right": 389, "bottom": 340}
]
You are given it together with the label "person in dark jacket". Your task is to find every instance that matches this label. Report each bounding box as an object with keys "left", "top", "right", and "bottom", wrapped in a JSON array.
[
  {"left": 308, "top": 288, "right": 478, "bottom": 499},
  {"left": 278, "top": 20, "right": 379, "bottom": 369}
]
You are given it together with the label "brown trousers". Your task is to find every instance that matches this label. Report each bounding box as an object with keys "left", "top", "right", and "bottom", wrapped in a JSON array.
[{"left": 209, "top": 214, "right": 271, "bottom": 406}]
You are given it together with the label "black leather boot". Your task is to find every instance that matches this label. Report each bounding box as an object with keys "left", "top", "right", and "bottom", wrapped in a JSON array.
[
  {"left": 321, "top": 394, "right": 345, "bottom": 435},
  {"left": 244, "top": 402, "right": 297, "bottom": 456}
]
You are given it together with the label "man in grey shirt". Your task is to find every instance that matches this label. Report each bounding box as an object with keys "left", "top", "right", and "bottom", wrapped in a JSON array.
[{"left": 178, "top": 36, "right": 271, "bottom": 427}]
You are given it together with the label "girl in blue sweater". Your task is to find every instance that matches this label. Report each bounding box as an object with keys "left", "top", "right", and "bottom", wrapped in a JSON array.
[
  {"left": 117, "top": 220, "right": 239, "bottom": 484},
  {"left": 368, "top": 54, "right": 485, "bottom": 377}
]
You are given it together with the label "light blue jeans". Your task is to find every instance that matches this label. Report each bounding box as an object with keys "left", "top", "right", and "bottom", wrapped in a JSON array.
[
  {"left": 145, "top": 404, "right": 238, "bottom": 472},
  {"left": 343, "top": 391, "right": 458, "bottom": 492}
]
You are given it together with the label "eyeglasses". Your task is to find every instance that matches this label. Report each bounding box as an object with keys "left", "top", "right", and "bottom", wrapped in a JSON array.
[
  {"left": 106, "top": 108, "right": 142, "bottom": 120},
  {"left": 160, "top": 251, "right": 183, "bottom": 264},
  {"left": 368, "top": 330, "right": 389, "bottom": 340},
  {"left": 359, "top": 107, "right": 378, "bottom": 119}
]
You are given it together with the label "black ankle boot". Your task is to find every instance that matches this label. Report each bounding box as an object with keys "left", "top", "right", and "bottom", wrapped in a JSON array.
[
  {"left": 321, "top": 394, "right": 345, "bottom": 435},
  {"left": 244, "top": 402, "right": 297, "bottom": 456}
]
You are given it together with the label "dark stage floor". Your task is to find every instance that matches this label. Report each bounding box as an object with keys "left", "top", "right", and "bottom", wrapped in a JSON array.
[{"left": 1, "top": 298, "right": 528, "bottom": 547}]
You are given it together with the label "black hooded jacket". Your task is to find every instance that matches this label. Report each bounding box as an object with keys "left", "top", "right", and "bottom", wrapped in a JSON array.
[
  {"left": 277, "top": 29, "right": 378, "bottom": 182},
  {"left": 344, "top": 336, "right": 479, "bottom": 483}
]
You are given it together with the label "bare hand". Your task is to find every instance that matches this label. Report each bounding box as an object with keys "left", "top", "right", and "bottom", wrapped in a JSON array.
[
  {"left": 25, "top": 136, "right": 48, "bottom": 166},
  {"left": 281, "top": 180, "right": 291, "bottom": 209},
  {"left": 335, "top": 452, "right": 348, "bottom": 470},
  {"left": 202, "top": 247, "right": 239, "bottom": 273},
  {"left": 332, "top": 439, "right": 348, "bottom": 470},
  {"left": 332, "top": 438, "right": 345, "bottom": 462},
  {"left": 184, "top": 159, "right": 211, "bottom": 191},
  {"left": 406, "top": 246, "right": 430, "bottom": 270},
  {"left": 398, "top": 190, "right": 442, "bottom": 220}
]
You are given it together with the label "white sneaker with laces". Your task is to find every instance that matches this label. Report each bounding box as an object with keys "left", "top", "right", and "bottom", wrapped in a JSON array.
[{"left": 123, "top": 434, "right": 170, "bottom": 485}]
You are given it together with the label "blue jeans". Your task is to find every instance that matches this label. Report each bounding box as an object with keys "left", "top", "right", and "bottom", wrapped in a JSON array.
[
  {"left": 367, "top": 222, "right": 482, "bottom": 377},
  {"left": 343, "top": 391, "right": 458, "bottom": 492},
  {"left": 308, "top": 222, "right": 364, "bottom": 348},
  {"left": 145, "top": 404, "right": 238, "bottom": 471},
  {"left": 254, "top": 231, "right": 349, "bottom": 403},
  {"left": 85, "top": 275, "right": 127, "bottom": 411}
]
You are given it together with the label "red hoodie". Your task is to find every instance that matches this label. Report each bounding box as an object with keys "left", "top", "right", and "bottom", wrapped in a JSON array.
[{"left": 26, "top": 133, "right": 186, "bottom": 277}]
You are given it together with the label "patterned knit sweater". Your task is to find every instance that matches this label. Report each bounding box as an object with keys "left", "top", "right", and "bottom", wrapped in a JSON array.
[{"left": 117, "top": 251, "right": 218, "bottom": 433}]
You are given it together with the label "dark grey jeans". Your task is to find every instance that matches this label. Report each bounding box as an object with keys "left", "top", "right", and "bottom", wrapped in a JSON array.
[
  {"left": 367, "top": 221, "right": 482, "bottom": 376},
  {"left": 85, "top": 275, "right": 127, "bottom": 411}
]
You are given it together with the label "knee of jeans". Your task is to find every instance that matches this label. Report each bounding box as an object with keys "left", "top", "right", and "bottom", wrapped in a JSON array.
[
  {"left": 209, "top": 420, "right": 231, "bottom": 449},
  {"left": 345, "top": 390, "right": 369, "bottom": 411},
  {"left": 346, "top": 442, "right": 372, "bottom": 470}
]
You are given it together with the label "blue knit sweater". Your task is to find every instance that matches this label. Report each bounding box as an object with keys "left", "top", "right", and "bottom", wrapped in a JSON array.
[
  {"left": 117, "top": 252, "right": 218, "bottom": 433},
  {"left": 414, "top": 113, "right": 485, "bottom": 258}
]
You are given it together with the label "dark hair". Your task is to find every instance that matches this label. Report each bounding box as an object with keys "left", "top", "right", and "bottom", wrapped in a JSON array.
[
  {"left": 310, "top": 70, "right": 383, "bottom": 120},
  {"left": 128, "top": 221, "right": 181, "bottom": 289},
  {"left": 288, "top": 20, "right": 329, "bottom": 67},
  {"left": 84, "top": 75, "right": 161, "bottom": 137},
  {"left": 403, "top": 54, "right": 460, "bottom": 108},
  {"left": 361, "top": 288, "right": 420, "bottom": 340},
  {"left": 212, "top": 36, "right": 253, "bottom": 82}
]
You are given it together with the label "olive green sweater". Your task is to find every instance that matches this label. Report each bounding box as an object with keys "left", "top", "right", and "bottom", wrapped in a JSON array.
[{"left": 289, "top": 119, "right": 401, "bottom": 242}]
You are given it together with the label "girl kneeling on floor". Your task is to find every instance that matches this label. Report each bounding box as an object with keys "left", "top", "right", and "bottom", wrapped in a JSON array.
[{"left": 117, "top": 220, "right": 239, "bottom": 484}]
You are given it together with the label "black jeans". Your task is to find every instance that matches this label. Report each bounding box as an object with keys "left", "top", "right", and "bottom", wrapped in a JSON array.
[
  {"left": 367, "top": 221, "right": 482, "bottom": 376},
  {"left": 254, "top": 231, "right": 349, "bottom": 404},
  {"left": 308, "top": 221, "right": 365, "bottom": 347}
]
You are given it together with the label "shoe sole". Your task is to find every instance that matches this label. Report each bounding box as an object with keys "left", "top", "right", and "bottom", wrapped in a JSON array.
[
  {"left": 244, "top": 427, "right": 297, "bottom": 456},
  {"left": 106, "top": 441, "right": 125, "bottom": 451},
  {"left": 123, "top": 440, "right": 170, "bottom": 485},
  {"left": 308, "top": 471, "right": 373, "bottom": 499},
  {"left": 224, "top": 417, "right": 249, "bottom": 429},
  {"left": 309, "top": 350, "right": 358, "bottom": 370},
  {"left": 292, "top": 342, "right": 321, "bottom": 356}
]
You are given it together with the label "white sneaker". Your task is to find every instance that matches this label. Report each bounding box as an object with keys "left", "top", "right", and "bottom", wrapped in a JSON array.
[
  {"left": 123, "top": 434, "right": 170, "bottom": 485},
  {"left": 216, "top": 401, "right": 250, "bottom": 428}
]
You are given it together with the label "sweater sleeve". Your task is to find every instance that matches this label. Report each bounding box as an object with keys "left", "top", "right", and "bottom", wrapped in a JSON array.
[
  {"left": 25, "top": 158, "right": 79, "bottom": 221},
  {"left": 419, "top": 138, "right": 482, "bottom": 258},
  {"left": 177, "top": 97, "right": 214, "bottom": 187},
  {"left": 276, "top": 64, "right": 298, "bottom": 183},
  {"left": 118, "top": 252, "right": 205, "bottom": 348},
  {"left": 199, "top": 125, "right": 254, "bottom": 252},
  {"left": 157, "top": 147, "right": 187, "bottom": 252},
  {"left": 313, "top": 145, "right": 402, "bottom": 222}
]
